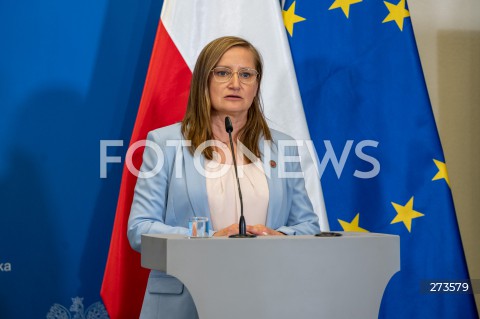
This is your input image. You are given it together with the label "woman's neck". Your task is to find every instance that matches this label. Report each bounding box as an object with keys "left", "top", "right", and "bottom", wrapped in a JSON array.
[
  {"left": 210, "top": 112, "right": 249, "bottom": 164},
  {"left": 210, "top": 112, "right": 247, "bottom": 142}
]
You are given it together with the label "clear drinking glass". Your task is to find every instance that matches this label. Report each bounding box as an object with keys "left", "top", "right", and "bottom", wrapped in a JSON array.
[{"left": 188, "top": 217, "right": 209, "bottom": 238}]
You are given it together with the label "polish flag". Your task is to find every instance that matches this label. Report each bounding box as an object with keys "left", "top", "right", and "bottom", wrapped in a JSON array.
[{"left": 101, "top": 1, "right": 328, "bottom": 318}]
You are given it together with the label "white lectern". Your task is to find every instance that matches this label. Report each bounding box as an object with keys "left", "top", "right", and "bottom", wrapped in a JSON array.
[{"left": 141, "top": 233, "right": 399, "bottom": 319}]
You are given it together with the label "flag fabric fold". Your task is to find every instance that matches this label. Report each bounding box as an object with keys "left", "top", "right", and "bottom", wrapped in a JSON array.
[
  {"left": 100, "top": 21, "right": 191, "bottom": 319},
  {"left": 282, "top": 0, "right": 478, "bottom": 317},
  {"left": 101, "top": 1, "right": 327, "bottom": 317}
]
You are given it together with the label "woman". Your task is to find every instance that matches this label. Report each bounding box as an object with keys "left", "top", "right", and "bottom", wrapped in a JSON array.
[{"left": 128, "top": 36, "right": 320, "bottom": 319}]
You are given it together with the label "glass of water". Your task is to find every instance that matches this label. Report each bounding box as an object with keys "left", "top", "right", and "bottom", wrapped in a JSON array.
[{"left": 188, "top": 217, "right": 209, "bottom": 238}]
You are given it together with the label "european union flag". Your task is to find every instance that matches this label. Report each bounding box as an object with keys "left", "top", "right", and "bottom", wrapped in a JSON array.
[{"left": 283, "top": 0, "right": 478, "bottom": 317}]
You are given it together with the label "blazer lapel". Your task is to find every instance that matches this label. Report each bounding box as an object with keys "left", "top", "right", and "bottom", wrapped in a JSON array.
[
  {"left": 261, "top": 137, "right": 283, "bottom": 228},
  {"left": 182, "top": 146, "right": 210, "bottom": 219}
]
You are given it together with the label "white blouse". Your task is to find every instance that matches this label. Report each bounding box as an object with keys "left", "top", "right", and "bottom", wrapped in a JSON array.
[{"left": 205, "top": 159, "right": 269, "bottom": 231}]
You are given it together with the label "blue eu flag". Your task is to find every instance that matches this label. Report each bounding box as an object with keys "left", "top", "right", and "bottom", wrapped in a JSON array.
[{"left": 283, "top": 0, "right": 478, "bottom": 317}]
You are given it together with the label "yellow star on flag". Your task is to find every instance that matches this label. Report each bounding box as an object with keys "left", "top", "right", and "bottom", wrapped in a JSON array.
[
  {"left": 329, "top": 0, "right": 363, "bottom": 19},
  {"left": 391, "top": 197, "right": 424, "bottom": 232},
  {"left": 382, "top": 0, "right": 410, "bottom": 31},
  {"left": 283, "top": 1, "right": 306, "bottom": 37},
  {"left": 432, "top": 159, "right": 450, "bottom": 187},
  {"left": 338, "top": 213, "right": 369, "bottom": 232}
]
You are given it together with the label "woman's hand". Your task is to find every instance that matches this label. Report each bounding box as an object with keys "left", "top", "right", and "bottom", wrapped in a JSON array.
[
  {"left": 246, "top": 224, "right": 285, "bottom": 236},
  {"left": 213, "top": 224, "right": 240, "bottom": 237},
  {"left": 214, "top": 224, "right": 286, "bottom": 236}
]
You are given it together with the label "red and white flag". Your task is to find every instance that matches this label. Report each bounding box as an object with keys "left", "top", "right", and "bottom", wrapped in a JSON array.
[{"left": 101, "top": 1, "right": 328, "bottom": 317}]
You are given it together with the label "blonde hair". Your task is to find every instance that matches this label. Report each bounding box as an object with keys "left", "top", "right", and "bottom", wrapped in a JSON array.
[{"left": 181, "top": 36, "right": 271, "bottom": 161}]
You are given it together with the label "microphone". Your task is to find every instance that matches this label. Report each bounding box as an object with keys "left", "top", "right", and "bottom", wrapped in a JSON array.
[{"left": 225, "top": 116, "right": 255, "bottom": 238}]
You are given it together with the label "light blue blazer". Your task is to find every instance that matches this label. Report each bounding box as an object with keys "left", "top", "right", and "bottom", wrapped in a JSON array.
[{"left": 128, "top": 123, "right": 320, "bottom": 319}]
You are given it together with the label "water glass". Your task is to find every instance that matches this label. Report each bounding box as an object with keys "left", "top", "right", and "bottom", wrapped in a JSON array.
[{"left": 188, "top": 217, "right": 209, "bottom": 238}]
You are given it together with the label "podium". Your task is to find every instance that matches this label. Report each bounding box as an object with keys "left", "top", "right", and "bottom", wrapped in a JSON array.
[{"left": 141, "top": 233, "right": 399, "bottom": 319}]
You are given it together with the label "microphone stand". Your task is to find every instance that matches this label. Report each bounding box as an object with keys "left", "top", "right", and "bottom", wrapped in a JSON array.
[{"left": 225, "top": 117, "right": 256, "bottom": 238}]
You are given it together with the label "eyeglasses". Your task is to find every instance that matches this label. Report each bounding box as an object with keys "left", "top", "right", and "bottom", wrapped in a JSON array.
[{"left": 210, "top": 67, "right": 259, "bottom": 84}]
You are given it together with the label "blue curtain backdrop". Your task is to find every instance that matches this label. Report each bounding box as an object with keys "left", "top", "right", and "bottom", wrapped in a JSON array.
[{"left": 0, "top": 0, "right": 163, "bottom": 317}]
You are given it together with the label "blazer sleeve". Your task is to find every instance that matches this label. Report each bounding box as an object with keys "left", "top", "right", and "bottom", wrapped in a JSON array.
[
  {"left": 127, "top": 131, "right": 190, "bottom": 252},
  {"left": 275, "top": 139, "right": 320, "bottom": 236}
]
